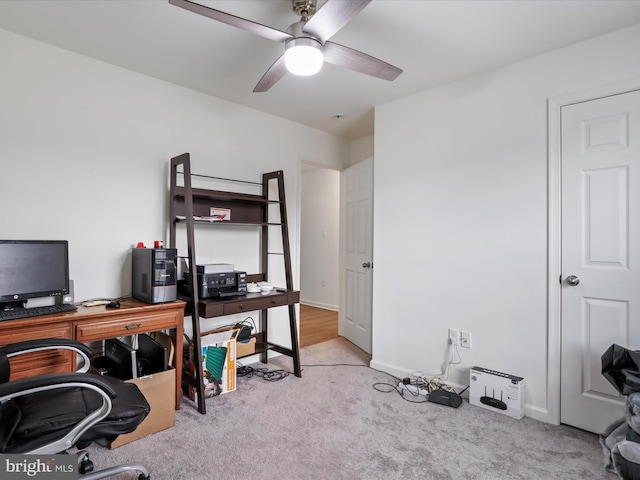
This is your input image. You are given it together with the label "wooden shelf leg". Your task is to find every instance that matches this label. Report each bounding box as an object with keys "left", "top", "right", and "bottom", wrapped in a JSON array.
[
  {"left": 289, "top": 304, "right": 301, "bottom": 377},
  {"left": 260, "top": 308, "right": 269, "bottom": 365}
]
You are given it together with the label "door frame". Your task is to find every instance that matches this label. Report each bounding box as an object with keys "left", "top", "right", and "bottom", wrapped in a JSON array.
[
  {"left": 547, "top": 76, "right": 640, "bottom": 425},
  {"left": 297, "top": 159, "right": 342, "bottom": 343}
]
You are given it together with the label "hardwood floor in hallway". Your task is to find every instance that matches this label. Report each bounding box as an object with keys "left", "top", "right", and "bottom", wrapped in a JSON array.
[{"left": 300, "top": 304, "right": 339, "bottom": 348}]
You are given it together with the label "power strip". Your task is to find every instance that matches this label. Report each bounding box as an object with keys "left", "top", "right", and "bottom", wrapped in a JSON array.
[{"left": 398, "top": 382, "right": 429, "bottom": 396}]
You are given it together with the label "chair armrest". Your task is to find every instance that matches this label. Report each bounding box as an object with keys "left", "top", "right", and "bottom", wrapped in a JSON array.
[
  {"left": 1, "top": 338, "right": 93, "bottom": 357},
  {"left": 0, "top": 339, "right": 93, "bottom": 373},
  {"left": 0, "top": 372, "right": 117, "bottom": 402}
]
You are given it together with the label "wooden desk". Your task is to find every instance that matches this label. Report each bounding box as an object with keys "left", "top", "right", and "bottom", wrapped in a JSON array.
[
  {"left": 0, "top": 298, "right": 185, "bottom": 409},
  {"left": 196, "top": 288, "right": 301, "bottom": 369},
  {"left": 197, "top": 289, "right": 300, "bottom": 318}
]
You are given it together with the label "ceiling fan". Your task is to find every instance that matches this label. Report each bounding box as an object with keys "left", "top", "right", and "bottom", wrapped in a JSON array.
[{"left": 168, "top": 0, "right": 403, "bottom": 92}]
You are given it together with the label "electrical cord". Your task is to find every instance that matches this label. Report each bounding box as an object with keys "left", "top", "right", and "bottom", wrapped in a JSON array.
[
  {"left": 236, "top": 364, "right": 289, "bottom": 382},
  {"left": 405, "top": 342, "right": 462, "bottom": 394},
  {"left": 301, "top": 362, "right": 395, "bottom": 376},
  {"left": 240, "top": 316, "right": 256, "bottom": 332},
  {"left": 442, "top": 342, "right": 462, "bottom": 382},
  {"left": 302, "top": 362, "right": 433, "bottom": 403},
  {"left": 372, "top": 382, "right": 430, "bottom": 403}
]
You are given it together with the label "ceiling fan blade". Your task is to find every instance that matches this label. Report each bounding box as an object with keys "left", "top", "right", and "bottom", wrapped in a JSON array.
[
  {"left": 323, "top": 41, "right": 402, "bottom": 81},
  {"left": 253, "top": 55, "right": 288, "bottom": 92},
  {"left": 302, "top": 0, "right": 372, "bottom": 42},
  {"left": 169, "top": 0, "right": 292, "bottom": 43}
]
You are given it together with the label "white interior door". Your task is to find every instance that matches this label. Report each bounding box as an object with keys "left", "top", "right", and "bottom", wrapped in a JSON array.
[
  {"left": 340, "top": 158, "right": 373, "bottom": 353},
  {"left": 560, "top": 89, "right": 640, "bottom": 433}
]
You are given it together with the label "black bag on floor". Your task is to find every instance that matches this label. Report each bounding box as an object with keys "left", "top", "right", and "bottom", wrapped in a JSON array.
[{"left": 602, "top": 344, "right": 640, "bottom": 395}]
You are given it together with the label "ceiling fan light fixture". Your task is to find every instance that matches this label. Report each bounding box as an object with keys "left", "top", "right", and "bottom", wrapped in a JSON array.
[{"left": 284, "top": 37, "right": 324, "bottom": 76}]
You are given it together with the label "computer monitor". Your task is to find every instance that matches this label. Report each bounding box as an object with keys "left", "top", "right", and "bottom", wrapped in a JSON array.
[{"left": 0, "top": 240, "right": 70, "bottom": 311}]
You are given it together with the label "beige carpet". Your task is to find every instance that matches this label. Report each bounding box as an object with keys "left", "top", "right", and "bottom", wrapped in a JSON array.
[{"left": 86, "top": 337, "right": 608, "bottom": 479}]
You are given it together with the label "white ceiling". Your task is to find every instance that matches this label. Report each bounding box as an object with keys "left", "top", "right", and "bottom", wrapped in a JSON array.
[{"left": 1, "top": 0, "right": 640, "bottom": 140}]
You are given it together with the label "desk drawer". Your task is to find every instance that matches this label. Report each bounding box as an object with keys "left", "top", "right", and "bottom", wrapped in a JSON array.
[
  {"left": 76, "top": 311, "right": 180, "bottom": 341},
  {"left": 0, "top": 323, "right": 73, "bottom": 380},
  {"left": 223, "top": 294, "right": 289, "bottom": 315}
]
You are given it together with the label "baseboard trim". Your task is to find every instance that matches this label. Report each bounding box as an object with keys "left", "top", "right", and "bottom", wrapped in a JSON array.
[
  {"left": 524, "top": 405, "right": 551, "bottom": 424},
  {"left": 369, "top": 358, "right": 409, "bottom": 380},
  {"left": 300, "top": 300, "right": 338, "bottom": 311}
]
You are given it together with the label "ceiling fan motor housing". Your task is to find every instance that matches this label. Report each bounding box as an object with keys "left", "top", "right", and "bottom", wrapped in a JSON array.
[
  {"left": 292, "top": 0, "right": 317, "bottom": 19},
  {"left": 287, "top": 20, "right": 315, "bottom": 39}
]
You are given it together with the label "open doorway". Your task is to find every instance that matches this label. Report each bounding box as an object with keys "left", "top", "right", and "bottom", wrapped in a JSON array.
[{"left": 299, "top": 163, "right": 340, "bottom": 347}]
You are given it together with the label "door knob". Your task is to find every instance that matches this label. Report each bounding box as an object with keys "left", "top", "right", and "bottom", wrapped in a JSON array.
[
  {"left": 565, "top": 275, "right": 580, "bottom": 286},
  {"left": 362, "top": 262, "right": 371, "bottom": 268}
]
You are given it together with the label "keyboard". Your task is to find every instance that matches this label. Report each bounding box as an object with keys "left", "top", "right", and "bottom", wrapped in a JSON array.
[{"left": 0, "top": 303, "right": 78, "bottom": 321}]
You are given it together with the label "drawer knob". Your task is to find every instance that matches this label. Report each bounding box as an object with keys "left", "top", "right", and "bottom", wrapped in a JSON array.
[
  {"left": 125, "top": 322, "right": 142, "bottom": 330},
  {"left": 239, "top": 305, "right": 245, "bottom": 310}
]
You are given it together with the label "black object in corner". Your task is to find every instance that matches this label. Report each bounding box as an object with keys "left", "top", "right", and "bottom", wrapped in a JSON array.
[{"left": 428, "top": 389, "right": 463, "bottom": 408}]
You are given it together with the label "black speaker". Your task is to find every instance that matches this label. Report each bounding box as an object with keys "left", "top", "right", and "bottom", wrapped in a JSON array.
[{"left": 62, "top": 279, "right": 74, "bottom": 305}]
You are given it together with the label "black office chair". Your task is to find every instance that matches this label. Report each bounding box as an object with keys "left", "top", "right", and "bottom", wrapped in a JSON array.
[{"left": 0, "top": 338, "right": 151, "bottom": 479}]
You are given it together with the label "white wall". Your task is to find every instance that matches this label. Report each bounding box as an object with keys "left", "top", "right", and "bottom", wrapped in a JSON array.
[
  {"left": 300, "top": 167, "right": 340, "bottom": 310},
  {"left": 372, "top": 23, "right": 640, "bottom": 422},
  {"left": 0, "top": 29, "right": 349, "bottom": 344},
  {"left": 348, "top": 135, "right": 374, "bottom": 167}
]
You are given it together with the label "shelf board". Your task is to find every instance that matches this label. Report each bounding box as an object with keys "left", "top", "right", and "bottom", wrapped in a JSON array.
[
  {"left": 174, "top": 218, "right": 283, "bottom": 227},
  {"left": 173, "top": 186, "right": 281, "bottom": 204}
]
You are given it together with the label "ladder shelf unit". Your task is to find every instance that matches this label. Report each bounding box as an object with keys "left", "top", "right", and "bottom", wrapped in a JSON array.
[{"left": 169, "top": 153, "right": 301, "bottom": 414}]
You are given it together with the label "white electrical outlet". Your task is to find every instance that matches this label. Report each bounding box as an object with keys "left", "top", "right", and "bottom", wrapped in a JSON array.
[
  {"left": 461, "top": 330, "right": 472, "bottom": 348},
  {"left": 449, "top": 328, "right": 460, "bottom": 345}
]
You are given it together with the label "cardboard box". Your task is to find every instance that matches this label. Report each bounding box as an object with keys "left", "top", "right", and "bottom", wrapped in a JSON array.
[
  {"left": 110, "top": 367, "right": 176, "bottom": 448},
  {"left": 469, "top": 366, "right": 525, "bottom": 419},
  {"left": 200, "top": 327, "right": 238, "bottom": 394},
  {"left": 236, "top": 337, "right": 256, "bottom": 357}
]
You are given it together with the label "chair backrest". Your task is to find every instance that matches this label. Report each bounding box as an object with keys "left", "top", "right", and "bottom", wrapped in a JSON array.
[
  {"left": 0, "top": 347, "right": 11, "bottom": 384},
  {"left": 0, "top": 399, "right": 20, "bottom": 452}
]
